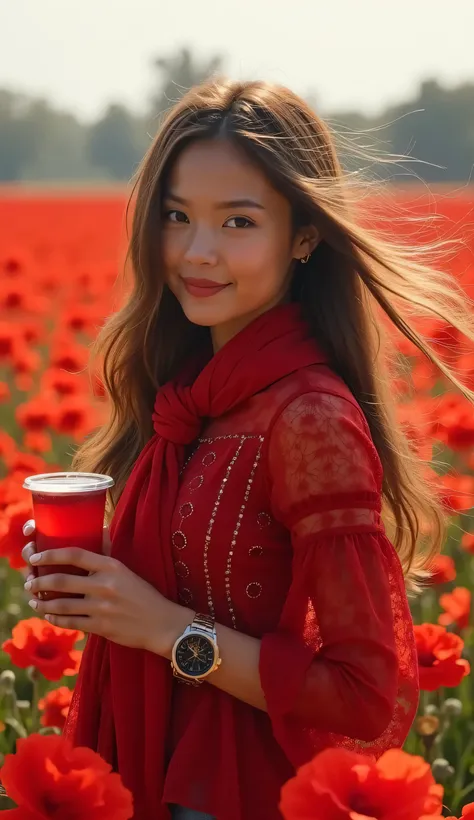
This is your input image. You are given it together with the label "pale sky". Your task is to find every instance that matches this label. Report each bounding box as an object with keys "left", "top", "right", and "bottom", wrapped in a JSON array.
[{"left": 1, "top": 0, "right": 474, "bottom": 123}]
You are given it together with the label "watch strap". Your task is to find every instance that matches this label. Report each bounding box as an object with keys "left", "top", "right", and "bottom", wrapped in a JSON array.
[{"left": 192, "top": 612, "right": 215, "bottom": 634}]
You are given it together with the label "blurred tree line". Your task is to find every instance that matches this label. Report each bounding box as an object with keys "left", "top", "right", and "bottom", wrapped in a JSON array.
[{"left": 0, "top": 48, "right": 473, "bottom": 184}]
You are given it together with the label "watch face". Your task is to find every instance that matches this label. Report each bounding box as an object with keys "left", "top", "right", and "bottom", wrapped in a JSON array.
[{"left": 175, "top": 634, "right": 216, "bottom": 677}]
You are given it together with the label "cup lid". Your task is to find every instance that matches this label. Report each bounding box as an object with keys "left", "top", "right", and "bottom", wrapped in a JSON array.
[{"left": 23, "top": 472, "right": 115, "bottom": 495}]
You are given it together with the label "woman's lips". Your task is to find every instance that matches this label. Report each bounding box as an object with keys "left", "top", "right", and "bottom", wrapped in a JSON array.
[{"left": 182, "top": 277, "right": 229, "bottom": 298}]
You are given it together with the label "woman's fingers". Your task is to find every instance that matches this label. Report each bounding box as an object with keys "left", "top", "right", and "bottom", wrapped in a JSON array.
[
  {"left": 30, "top": 547, "right": 117, "bottom": 574},
  {"left": 22, "top": 520, "right": 37, "bottom": 581},
  {"left": 22, "top": 519, "right": 36, "bottom": 538},
  {"left": 27, "top": 592, "right": 97, "bottom": 615},
  {"left": 25, "top": 571, "right": 99, "bottom": 597},
  {"left": 21, "top": 540, "right": 36, "bottom": 563}
]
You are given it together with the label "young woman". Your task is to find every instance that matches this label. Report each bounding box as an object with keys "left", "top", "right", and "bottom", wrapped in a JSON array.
[{"left": 22, "top": 79, "right": 474, "bottom": 820}]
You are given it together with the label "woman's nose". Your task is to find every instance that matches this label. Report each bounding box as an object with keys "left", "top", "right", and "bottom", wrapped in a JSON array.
[{"left": 183, "top": 228, "right": 218, "bottom": 266}]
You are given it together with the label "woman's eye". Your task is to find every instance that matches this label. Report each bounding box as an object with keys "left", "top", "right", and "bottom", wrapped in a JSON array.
[
  {"left": 165, "top": 209, "right": 189, "bottom": 224},
  {"left": 224, "top": 216, "right": 255, "bottom": 229}
]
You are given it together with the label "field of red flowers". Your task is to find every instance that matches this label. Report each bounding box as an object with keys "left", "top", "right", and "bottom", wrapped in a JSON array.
[{"left": 1, "top": 187, "right": 474, "bottom": 818}]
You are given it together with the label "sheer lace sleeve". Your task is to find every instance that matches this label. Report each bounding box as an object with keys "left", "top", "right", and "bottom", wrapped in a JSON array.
[
  {"left": 259, "top": 390, "right": 419, "bottom": 765},
  {"left": 267, "top": 390, "right": 383, "bottom": 533}
]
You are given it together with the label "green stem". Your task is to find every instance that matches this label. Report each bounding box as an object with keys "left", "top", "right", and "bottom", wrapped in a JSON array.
[{"left": 30, "top": 673, "right": 41, "bottom": 733}]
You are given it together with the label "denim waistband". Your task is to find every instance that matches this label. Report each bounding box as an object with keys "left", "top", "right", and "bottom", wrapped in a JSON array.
[{"left": 169, "top": 806, "right": 216, "bottom": 820}]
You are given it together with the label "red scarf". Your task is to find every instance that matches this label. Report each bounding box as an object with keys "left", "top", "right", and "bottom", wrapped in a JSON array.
[{"left": 64, "top": 302, "right": 325, "bottom": 819}]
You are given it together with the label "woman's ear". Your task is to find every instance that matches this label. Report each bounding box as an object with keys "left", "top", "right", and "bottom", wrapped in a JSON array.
[{"left": 292, "top": 225, "right": 320, "bottom": 262}]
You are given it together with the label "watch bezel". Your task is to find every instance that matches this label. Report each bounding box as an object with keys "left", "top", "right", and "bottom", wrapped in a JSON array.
[{"left": 171, "top": 629, "right": 220, "bottom": 681}]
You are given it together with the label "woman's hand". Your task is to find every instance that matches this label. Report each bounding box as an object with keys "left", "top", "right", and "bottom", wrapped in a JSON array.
[
  {"left": 22, "top": 546, "right": 191, "bottom": 655},
  {"left": 22, "top": 518, "right": 112, "bottom": 574}
]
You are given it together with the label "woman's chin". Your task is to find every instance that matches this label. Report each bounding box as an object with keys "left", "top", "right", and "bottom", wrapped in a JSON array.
[{"left": 179, "top": 296, "right": 234, "bottom": 328}]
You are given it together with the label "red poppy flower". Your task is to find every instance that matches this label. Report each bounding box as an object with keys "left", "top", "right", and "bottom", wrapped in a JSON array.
[
  {"left": 0, "top": 381, "right": 11, "bottom": 403},
  {"left": 437, "top": 395, "right": 474, "bottom": 445},
  {"left": 12, "top": 344, "right": 42, "bottom": 376},
  {"left": 279, "top": 747, "right": 441, "bottom": 820},
  {"left": 414, "top": 623, "right": 470, "bottom": 691},
  {"left": 0, "top": 733, "right": 133, "bottom": 819},
  {"left": 0, "top": 248, "right": 35, "bottom": 279},
  {"left": 0, "top": 475, "right": 28, "bottom": 513},
  {"left": 438, "top": 474, "right": 474, "bottom": 513},
  {"left": 23, "top": 431, "right": 52, "bottom": 455},
  {"left": 62, "top": 304, "right": 103, "bottom": 336},
  {"left": 2, "top": 618, "right": 83, "bottom": 681},
  {"left": 16, "top": 394, "right": 56, "bottom": 432},
  {"left": 428, "top": 554, "right": 456, "bottom": 585},
  {"left": 0, "top": 431, "right": 17, "bottom": 465},
  {"left": 421, "top": 783, "right": 444, "bottom": 818},
  {"left": 461, "top": 532, "right": 474, "bottom": 555},
  {"left": 38, "top": 686, "right": 73, "bottom": 729},
  {"left": 3, "top": 451, "right": 48, "bottom": 476},
  {"left": 0, "top": 281, "right": 31, "bottom": 312},
  {"left": 0, "top": 322, "right": 25, "bottom": 361},
  {"left": 53, "top": 395, "right": 94, "bottom": 437},
  {"left": 41, "top": 367, "right": 85, "bottom": 397},
  {"left": 50, "top": 340, "right": 89, "bottom": 373},
  {"left": 439, "top": 587, "right": 471, "bottom": 631},
  {"left": 19, "top": 319, "right": 45, "bottom": 346},
  {"left": 0, "top": 501, "right": 33, "bottom": 569}
]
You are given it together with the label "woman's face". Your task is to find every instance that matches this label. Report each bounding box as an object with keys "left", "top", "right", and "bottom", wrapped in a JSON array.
[{"left": 161, "top": 138, "right": 315, "bottom": 350}]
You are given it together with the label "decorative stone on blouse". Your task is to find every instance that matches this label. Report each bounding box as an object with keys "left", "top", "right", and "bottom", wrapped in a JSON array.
[{"left": 172, "top": 502, "right": 194, "bottom": 551}]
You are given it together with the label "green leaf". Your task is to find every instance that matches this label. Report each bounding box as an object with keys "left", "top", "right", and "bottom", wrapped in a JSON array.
[{"left": 3, "top": 717, "right": 27, "bottom": 738}]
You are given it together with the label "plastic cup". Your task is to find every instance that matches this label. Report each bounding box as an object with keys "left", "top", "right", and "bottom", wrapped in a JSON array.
[{"left": 22, "top": 472, "right": 114, "bottom": 601}]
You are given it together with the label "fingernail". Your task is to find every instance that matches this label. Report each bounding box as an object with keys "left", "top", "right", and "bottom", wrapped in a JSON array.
[
  {"left": 26, "top": 574, "right": 35, "bottom": 583},
  {"left": 24, "top": 581, "right": 32, "bottom": 591},
  {"left": 23, "top": 520, "right": 35, "bottom": 536},
  {"left": 28, "top": 599, "right": 38, "bottom": 610},
  {"left": 30, "top": 553, "right": 42, "bottom": 564}
]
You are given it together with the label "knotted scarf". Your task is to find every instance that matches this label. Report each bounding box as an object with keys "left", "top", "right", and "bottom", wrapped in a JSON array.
[{"left": 64, "top": 302, "right": 326, "bottom": 819}]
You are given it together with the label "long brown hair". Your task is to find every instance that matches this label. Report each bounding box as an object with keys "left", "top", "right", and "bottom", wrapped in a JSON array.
[{"left": 72, "top": 78, "right": 474, "bottom": 587}]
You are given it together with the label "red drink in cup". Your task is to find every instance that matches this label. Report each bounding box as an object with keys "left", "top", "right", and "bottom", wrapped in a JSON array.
[{"left": 23, "top": 472, "right": 114, "bottom": 601}]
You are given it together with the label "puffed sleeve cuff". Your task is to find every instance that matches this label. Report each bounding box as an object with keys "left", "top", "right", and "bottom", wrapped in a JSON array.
[{"left": 259, "top": 630, "right": 314, "bottom": 716}]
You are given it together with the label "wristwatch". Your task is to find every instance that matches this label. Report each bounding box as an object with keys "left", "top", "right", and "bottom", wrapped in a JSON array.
[{"left": 171, "top": 613, "right": 221, "bottom": 685}]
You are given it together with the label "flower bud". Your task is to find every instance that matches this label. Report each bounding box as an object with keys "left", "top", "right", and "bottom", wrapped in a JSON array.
[
  {"left": 432, "top": 758, "right": 455, "bottom": 782},
  {"left": 415, "top": 715, "right": 440, "bottom": 739},
  {"left": 424, "top": 704, "right": 439, "bottom": 716},
  {"left": 442, "top": 698, "right": 463, "bottom": 718},
  {"left": 27, "top": 666, "right": 41, "bottom": 683},
  {"left": 0, "top": 669, "right": 16, "bottom": 694}
]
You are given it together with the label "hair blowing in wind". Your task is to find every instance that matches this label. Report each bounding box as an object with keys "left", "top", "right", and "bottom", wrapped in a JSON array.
[{"left": 72, "top": 78, "right": 474, "bottom": 588}]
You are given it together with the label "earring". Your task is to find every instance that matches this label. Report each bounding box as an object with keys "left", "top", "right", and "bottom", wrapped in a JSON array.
[{"left": 300, "top": 253, "right": 311, "bottom": 264}]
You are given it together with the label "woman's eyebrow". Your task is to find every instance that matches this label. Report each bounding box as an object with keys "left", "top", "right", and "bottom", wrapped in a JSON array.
[
  {"left": 165, "top": 192, "right": 265, "bottom": 210},
  {"left": 215, "top": 198, "right": 265, "bottom": 210}
]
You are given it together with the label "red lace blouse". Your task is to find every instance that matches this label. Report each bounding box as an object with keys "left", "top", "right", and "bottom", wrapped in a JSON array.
[{"left": 162, "top": 364, "right": 418, "bottom": 819}]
